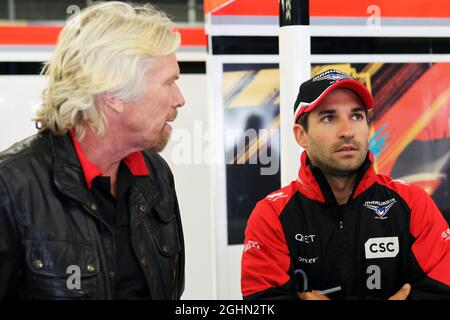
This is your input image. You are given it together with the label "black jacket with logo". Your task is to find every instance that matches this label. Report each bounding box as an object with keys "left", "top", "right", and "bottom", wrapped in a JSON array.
[
  {"left": 242, "top": 151, "right": 450, "bottom": 299},
  {"left": 0, "top": 132, "right": 184, "bottom": 299}
]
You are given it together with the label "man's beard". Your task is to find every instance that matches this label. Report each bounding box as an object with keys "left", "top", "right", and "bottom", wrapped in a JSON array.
[
  {"left": 149, "top": 130, "right": 171, "bottom": 153},
  {"left": 309, "top": 140, "right": 367, "bottom": 177},
  {"left": 313, "top": 154, "right": 363, "bottom": 177}
]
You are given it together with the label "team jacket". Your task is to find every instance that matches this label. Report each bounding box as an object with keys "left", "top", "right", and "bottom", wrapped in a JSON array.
[{"left": 241, "top": 151, "right": 450, "bottom": 299}]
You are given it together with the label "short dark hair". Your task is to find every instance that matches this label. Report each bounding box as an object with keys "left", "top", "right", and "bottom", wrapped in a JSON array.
[
  {"left": 296, "top": 109, "right": 370, "bottom": 133},
  {"left": 297, "top": 112, "right": 310, "bottom": 132}
]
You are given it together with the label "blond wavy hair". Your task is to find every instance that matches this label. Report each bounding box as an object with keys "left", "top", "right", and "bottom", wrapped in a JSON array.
[{"left": 34, "top": 1, "right": 180, "bottom": 139}]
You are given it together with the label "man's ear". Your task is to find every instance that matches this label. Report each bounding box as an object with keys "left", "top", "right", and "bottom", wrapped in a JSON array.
[
  {"left": 98, "top": 92, "right": 124, "bottom": 113},
  {"left": 293, "top": 124, "right": 308, "bottom": 149}
]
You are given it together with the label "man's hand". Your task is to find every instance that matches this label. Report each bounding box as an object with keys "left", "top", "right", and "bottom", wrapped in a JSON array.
[
  {"left": 388, "top": 283, "right": 411, "bottom": 300},
  {"left": 298, "top": 283, "right": 411, "bottom": 300},
  {"left": 298, "top": 291, "right": 330, "bottom": 300}
]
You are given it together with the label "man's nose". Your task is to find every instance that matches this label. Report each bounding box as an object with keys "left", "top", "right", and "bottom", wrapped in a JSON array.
[
  {"left": 338, "top": 118, "right": 355, "bottom": 139},
  {"left": 174, "top": 84, "right": 185, "bottom": 108}
]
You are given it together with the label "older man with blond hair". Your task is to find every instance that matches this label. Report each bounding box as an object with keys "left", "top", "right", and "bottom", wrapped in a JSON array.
[{"left": 0, "top": 2, "right": 185, "bottom": 299}]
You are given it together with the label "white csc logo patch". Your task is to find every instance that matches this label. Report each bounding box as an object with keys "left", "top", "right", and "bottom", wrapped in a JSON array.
[{"left": 365, "top": 237, "right": 399, "bottom": 259}]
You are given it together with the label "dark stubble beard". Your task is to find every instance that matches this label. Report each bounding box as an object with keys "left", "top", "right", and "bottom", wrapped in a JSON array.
[{"left": 309, "top": 140, "right": 368, "bottom": 177}]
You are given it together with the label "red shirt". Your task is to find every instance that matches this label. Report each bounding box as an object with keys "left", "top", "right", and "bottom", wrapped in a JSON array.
[{"left": 69, "top": 130, "right": 149, "bottom": 188}]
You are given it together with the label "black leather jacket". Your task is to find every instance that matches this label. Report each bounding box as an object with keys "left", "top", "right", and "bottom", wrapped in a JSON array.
[{"left": 0, "top": 132, "right": 184, "bottom": 299}]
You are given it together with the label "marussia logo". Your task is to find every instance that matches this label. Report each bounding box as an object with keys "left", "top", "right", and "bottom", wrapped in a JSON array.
[
  {"left": 243, "top": 240, "right": 260, "bottom": 253},
  {"left": 312, "top": 70, "right": 351, "bottom": 82},
  {"left": 267, "top": 191, "right": 288, "bottom": 202},
  {"left": 363, "top": 198, "right": 397, "bottom": 219}
]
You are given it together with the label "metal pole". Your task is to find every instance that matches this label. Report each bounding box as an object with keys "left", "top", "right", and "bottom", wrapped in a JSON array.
[
  {"left": 188, "top": 0, "right": 196, "bottom": 24},
  {"left": 279, "top": 0, "right": 311, "bottom": 185},
  {"left": 8, "top": 0, "right": 16, "bottom": 21}
]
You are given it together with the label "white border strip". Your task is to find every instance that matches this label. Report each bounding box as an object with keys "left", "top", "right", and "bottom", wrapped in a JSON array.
[
  {"left": 176, "top": 51, "right": 208, "bottom": 62},
  {"left": 311, "top": 25, "right": 450, "bottom": 37},
  {"left": 207, "top": 24, "right": 279, "bottom": 36},
  {"left": 0, "top": 50, "right": 53, "bottom": 62},
  {"left": 311, "top": 54, "right": 450, "bottom": 63},
  {"left": 207, "top": 24, "right": 450, "bottom": 37},
  {"left": 210, "top": 54, "right": 450, "bottom": 63},
  {"left": 206, "top": 56, "right": 229, "bottom": 299},
  {"left": 0, "top": 47, "right": 207, "bottom": 62},
  {"left": 3, "top": 52, "right": 450, "bottom": 64}
]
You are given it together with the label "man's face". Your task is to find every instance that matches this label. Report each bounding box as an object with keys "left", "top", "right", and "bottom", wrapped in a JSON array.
[
  {"left": 294, "top": 88, "right": 369, "bottom": 177},
  {"left": 121, "top": 53, "right": 185, "bottom": 152}
]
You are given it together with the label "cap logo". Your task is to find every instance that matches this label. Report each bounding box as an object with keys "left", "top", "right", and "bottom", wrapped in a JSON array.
[{"left": 312, "top": 70, "right": 352, "bottom": 82}]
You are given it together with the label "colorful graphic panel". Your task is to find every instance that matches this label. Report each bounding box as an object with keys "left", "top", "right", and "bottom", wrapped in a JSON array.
[
  {"left": 225, "top": 62, "right": 450, "bottom": 244},
  {"left": 223, "top": 64, "right": 281, "bottom": 245}
]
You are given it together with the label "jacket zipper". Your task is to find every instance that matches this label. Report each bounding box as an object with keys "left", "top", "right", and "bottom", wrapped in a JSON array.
[{"left": 337, "top": 206, "right": 345, "bottom": 296}]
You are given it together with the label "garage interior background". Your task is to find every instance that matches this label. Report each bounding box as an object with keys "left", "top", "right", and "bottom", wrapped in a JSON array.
[{"left": 0, "top": 0, "right": 449, "bottom": 299}]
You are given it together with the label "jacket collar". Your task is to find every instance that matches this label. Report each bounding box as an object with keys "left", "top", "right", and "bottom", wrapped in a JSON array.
[
  {"left": 49, "top": 132, "right": 167, "bottom": 227},
  {"left": 50, "top": 132, "right": 93, "bottom": 206},
  {"left": 69, "top": 130, "right": 149, "bottom": 189},
  {"left": 296, "top": 150, "right": 377, "bottom": 204}
]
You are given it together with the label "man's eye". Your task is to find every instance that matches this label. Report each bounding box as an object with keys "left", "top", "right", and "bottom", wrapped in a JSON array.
[
  {"left": 322, "top": 115, "right": 334, "bottom": 123},
  {"left": 353, "top": 114, "right": 364, "bottom": 120}
]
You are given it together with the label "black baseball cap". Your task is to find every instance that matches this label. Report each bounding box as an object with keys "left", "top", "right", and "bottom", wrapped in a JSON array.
[{"left": 294, "top": 69, "right": 374, "bottom": 123}]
